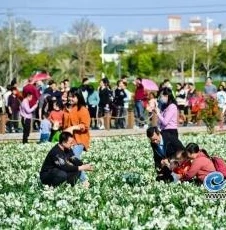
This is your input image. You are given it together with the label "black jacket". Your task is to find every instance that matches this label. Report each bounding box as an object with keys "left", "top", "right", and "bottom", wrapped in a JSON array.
[
  {"left": 40, "top": 144, "right": 83, "bottom": 174},
  {"left": 99, "top": 87, "right": 113, "bottom": 107},
  {"left": 113, "top": 88, "right": 127, "bottom": 106},
  {"left": 151, "top": 132, "right": 184, "bottom": 169}
]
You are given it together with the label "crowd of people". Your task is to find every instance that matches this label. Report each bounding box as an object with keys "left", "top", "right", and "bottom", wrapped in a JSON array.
[
  {"left": 0, "top": 76, "right": 226, "bottom": 138},
  {"left": 1, "top": 74, "right": 226, "bottom": 188}
]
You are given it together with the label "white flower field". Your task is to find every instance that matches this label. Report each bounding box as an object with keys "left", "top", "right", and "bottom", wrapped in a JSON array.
[{"left": 0, "top": 133, "right": 226, "bottom": 229}]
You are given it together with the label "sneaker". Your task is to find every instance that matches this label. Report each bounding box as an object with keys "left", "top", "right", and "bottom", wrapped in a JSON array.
[{"left": 99, "top": 125, "right": 105, "bottom": 130}]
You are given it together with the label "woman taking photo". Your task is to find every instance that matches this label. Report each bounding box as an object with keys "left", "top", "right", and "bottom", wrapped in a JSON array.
[
  {"left": 154, "top": 87, "right": 178, "bottom": 138},
  {"left": 20, "top": 92, "right": 38, "bottom": 144},
  {"left": 62, "top": 88, "right": 91, "bottom": 188}
]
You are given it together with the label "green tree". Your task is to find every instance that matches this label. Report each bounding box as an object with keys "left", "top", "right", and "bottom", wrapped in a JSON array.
[
  {"left": 103, "top": 62, "right": 117, "bottom": 80},
  {"left": 172, "top": 33, "right": 204, "bottom": 83},
  {"left": 19, "top": 51, "right": 55, "bottom": 79},
  {"left": 157, "top": 52, "right": 176, "bottom": 80},
  {"left": 70, "top": 18, "right": 100, "bottom": 80},
  {"left": 126, "top": 43, "right": 159, "bottom": 77},
  {"left": 199, "top": 45, "right": 219, "bottom": 79},
  {"left": 216, "top": 40, "right": 226, "bottom": 77},
  {"left": 172, "top": 34, "right": 192, "bottom": 83},
  {"left": 0, "top": 26, "right": 29, "bottom": 86}
]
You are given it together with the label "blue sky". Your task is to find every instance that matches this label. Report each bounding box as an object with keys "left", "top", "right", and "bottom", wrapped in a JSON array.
[{"left": 0, "top": 0, "right": 226, "bottom": 36}]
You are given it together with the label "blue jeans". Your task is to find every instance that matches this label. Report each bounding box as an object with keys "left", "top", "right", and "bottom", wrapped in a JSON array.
[
  {"left": 40, "top": 133, "right": 50, "bottom": 143},
  {"left": 72, "top": 144, "right": 87, "bottom": 182},
  {"left": 134, "top": 101, "right": 144, "bottom": 126}
]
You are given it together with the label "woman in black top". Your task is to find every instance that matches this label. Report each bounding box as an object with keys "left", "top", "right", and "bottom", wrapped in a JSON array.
[
  {"left": 98, "top": 78, "right": 113, "bottom": 129},
  {"left": 113, "top": 80, "right": 127, "bottom": 128}
]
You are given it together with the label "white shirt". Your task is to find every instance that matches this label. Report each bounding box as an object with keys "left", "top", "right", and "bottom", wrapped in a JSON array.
[
  {"left": 3, "top": 91, "right": 12, "bottom": 107},
  {"left": 124, "top": 89, "right": 132, "bottom": 109},
  {"left": 217, "top": 91, "right": 226, "bottom": 109}
]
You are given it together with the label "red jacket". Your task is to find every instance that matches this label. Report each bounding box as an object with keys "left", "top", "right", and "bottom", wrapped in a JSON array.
[
  {"left": 173, "top": 160, "right": 191, "bottom": 176},
  {"left": 134, "top": 84, "right": 145, "bottom": 101}
]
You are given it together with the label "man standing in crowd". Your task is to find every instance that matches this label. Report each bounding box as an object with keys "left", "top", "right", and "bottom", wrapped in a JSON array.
[
  {"left": 204, "top": 77, "right": 217, "bottom": 96},
  {"left": 134, "top": 77, "right": 145, "bottom": 128},
  {"left": 63, "top": 79, "right": 70, "bottom": 93}
]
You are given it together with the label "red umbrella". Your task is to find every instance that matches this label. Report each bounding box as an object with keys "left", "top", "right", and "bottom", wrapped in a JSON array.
[
  {"left": 142, "top": 79, "right": 159, "bottom": 91},
  {"left": 30, "top": 72, "right": 51, "bottom": 84}
]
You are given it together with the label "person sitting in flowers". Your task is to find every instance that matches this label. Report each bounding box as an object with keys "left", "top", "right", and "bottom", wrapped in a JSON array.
[
  {"left": 40, "top": 132, "right": 93, "bottom": 187},
  {"left": 157, "top": 150, "right": 191, "bottom": 182},
  {"left": 146, "top": 126, "right": 184, "bottom": 172},
  {"left": 178, "top": 143, "right": 215, "bottom": 184}
]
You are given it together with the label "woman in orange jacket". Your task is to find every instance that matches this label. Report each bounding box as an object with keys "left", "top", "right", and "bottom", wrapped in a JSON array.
[{"left": 63, "top": 88, "right": 91, "bottom": 187}]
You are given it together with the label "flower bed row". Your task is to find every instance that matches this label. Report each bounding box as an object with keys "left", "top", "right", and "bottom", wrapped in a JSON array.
[{"left": 0, "top": 134, "right": 226, "bottom": 229}]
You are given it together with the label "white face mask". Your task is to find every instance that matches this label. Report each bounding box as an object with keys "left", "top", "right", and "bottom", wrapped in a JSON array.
[{"left": 160, "top": 96, "right": 168, "bottom": 104}]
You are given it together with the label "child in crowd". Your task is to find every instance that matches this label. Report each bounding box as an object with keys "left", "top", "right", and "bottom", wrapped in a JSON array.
[
  {"left": 170, "top": 151, "right": 191, "bottom": 182},
  {"left": 146, "top": 92, "right": 158, "bottom": 127},
  {"left": 87, "top": 85, "right": 100, "bottom": 129},
  {"left": 157, "top": 150, "right": 191, "bottom": 182},
  {"left": 39, "top": 112, "right": 52, "bottom": 143},
  {"left": 48, "top": 101, "right": 64, "bottom": 142},
  {"left": 189, "top": 91, "right": 205, "bottom": 125}
]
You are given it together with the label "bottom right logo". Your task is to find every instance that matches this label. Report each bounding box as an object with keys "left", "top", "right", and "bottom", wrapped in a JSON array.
[{"left": 203, "top": 171, "right": 226, "bottom": 200}]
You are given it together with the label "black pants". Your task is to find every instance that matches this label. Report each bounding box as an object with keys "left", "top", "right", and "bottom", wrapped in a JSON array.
[
  {"left": 8, "top": 111, "right": 19, "bottom": 132},
  {"left": 161, "top": 129, "right": 178, "bottom": 139},
  {"left": 40, "top": 168, "right": 81, "bottom": 187},
  {"left": 115, "top": 105, "right": 125, "bottom": 129},
  {"left": 88, "top": 105, "right": 98, "bottom": 128},
  {"left": 33, "top": 108, "right": 40, "bottom": 130},
  {"left": 156, "top": 166, "right": 174, "bottom": 182},
  {"left": 21, "top": 117, "right": 31, "bottom": 144}
]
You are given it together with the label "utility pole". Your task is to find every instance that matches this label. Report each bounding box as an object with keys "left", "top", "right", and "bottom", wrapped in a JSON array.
[
  {"left": 8, "top": 10, "right": 13, "bottom": 84},
  {"left": 117, "top": 48, "right": 124, "bottom": 79},
  {"left": 206, "top": 17, "right": 213, "bottom": 53},
  {"left": 206, "top": 17, "right": 213, "bottom": 78},
  {"left": 101, "top": 27, "right": 106, "bottom": 79}
]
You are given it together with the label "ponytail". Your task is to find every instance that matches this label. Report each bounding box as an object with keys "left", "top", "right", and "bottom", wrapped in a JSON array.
[{"left": 200, "top": 148, "right": 211, "bottom": 159}]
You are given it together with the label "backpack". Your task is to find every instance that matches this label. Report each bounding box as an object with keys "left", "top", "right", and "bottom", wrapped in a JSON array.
[
  {"left": 200, "top": 149, "right": 226, "bottom": 178},
  {"left": 211, "top": 157, "right": 226, "bottom": 178}
]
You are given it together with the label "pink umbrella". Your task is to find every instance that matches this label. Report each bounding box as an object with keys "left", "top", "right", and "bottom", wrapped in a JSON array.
[
  {"left": 30, "top": 72, "right": 51, "bottom": 84},
  {"left": 142, "top": 79, "right": 159, "bottom": 91}
]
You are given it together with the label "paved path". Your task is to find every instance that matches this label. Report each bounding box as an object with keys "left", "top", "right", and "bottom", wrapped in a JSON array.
[{"left": 0, "top": 125, "right": 226, "bottom": 142}]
